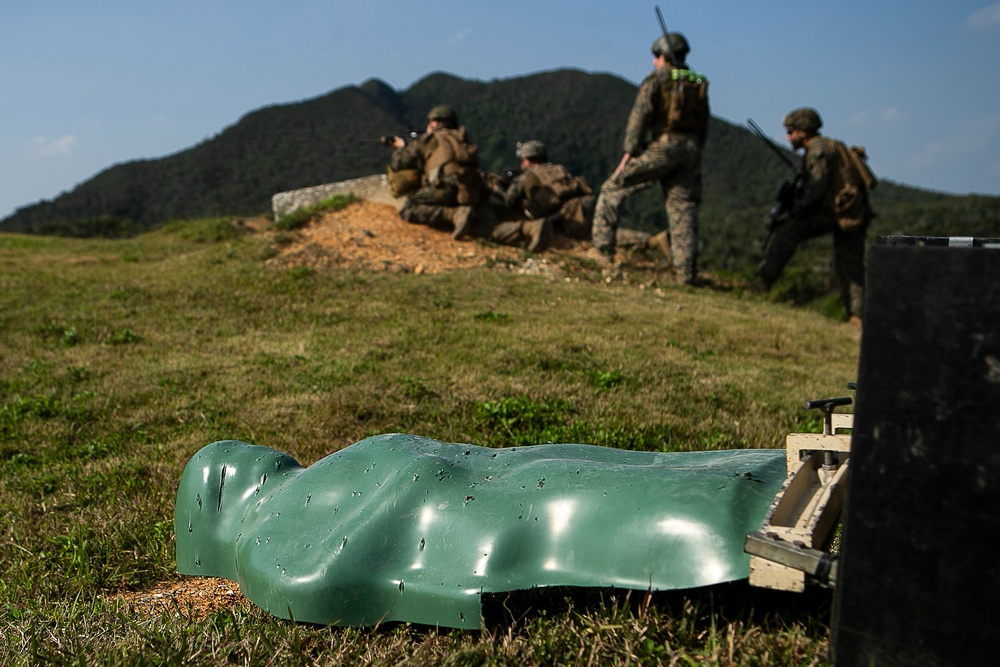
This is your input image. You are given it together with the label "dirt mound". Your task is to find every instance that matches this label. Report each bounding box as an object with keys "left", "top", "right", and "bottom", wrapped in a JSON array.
[
  {"left": 263, "top": 200, "right": 668, "bottom": 279},
  {"left": 111, "top": 577, "right": 249, "bottom": 622}
]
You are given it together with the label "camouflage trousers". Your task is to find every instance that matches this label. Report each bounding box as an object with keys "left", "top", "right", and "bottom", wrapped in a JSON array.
[
  {"left": 489, "top": 219, "right": 653, "bottom": 250},
  {"left": 758, "top": 211, "right": 867, "bottom": 318},
  {"left": 553, "top": 194, "right": 653, "bottom": 249},
  {"left": 591, "top": 134, "right": 702, "bottom": 283},
  {"left": 399, "top": 182, "right": 459, "bottom": 228}
]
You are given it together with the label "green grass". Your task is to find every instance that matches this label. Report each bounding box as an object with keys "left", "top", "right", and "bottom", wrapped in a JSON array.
[{"left": 0, "top": 219, "right": 859, "bottom": 665}]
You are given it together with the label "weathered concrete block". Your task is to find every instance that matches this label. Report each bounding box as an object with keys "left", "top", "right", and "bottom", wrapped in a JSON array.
[{"left": 271, "top": 174, "right": 405, "bottom": 221}]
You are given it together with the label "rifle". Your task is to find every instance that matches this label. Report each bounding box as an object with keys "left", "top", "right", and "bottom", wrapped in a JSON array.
[
  {"left": 497, "top": 165, "right": 521, "bottom": 189},
  {"left": 357, "top": 130, "right": 421, "bottom": 147},
  {"left": 747, "top": 118, "right": 801, "bottom": 250},
  {"left": 654, "top": 6, "right": 679, "bottom": 66}
]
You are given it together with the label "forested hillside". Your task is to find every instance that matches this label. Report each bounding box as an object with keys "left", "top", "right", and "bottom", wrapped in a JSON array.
[{"left": 2, "top": 69, "right": 998, "bottom": 265}]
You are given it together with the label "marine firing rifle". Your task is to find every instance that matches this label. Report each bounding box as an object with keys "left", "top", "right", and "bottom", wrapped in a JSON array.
[{"left": 747, "top": 118, "right": 801, "bottom": 250}]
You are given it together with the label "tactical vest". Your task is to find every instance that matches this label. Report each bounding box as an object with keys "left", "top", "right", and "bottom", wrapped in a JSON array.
[
  {"left": 523, "top": 163, "right": 592, "bottom": 217},
  {"left": 423, "top": 127, "right": 481, "bottom": 205},
  {"left": 656, "top": 68, "right": 710, "bottom": 137}
]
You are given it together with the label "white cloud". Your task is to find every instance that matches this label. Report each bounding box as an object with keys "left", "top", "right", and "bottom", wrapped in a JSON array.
[
  {"left": 909, "top": 114, "right": 1000, "bottom": 167},
  {"left": 947, "top": 114, "right": 1000, "bottom": 153},
  {"left": 967, "top": 2, "right": 1000, "bottom": 29},
  {"left": 447, "top": 27, "right": 473, "bottom": 44},
  {"left": 32, "top": 134, "right": 79, "bottom": 157},
  {"left": 910, "top": 139, "right": 945, "bottom": 168},
  {"left": 849, "top": 107, "right": 901, "bottom": 126},
  {"left": 849, "top": 111, "right": 869, "bottom": 126}
]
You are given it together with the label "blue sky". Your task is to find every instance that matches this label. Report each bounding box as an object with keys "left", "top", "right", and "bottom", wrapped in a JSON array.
[{"left": 3, "top": 1, "right": 999, "bottom": 219}]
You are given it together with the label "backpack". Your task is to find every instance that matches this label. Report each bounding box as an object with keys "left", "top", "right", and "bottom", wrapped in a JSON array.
[
  {"left": 832, "top": 141, "right": 877, "bottom": 232},
  {"left": 526, "top": 164, "right": 592, "bottom": 217},
  {"left": 664, "top": 69, "right": 710, "bottom": 135},
  {"left": 424, "top": 127, "right": 481, "bottom": 205},
  {"left": 557, "top": 194, "right": 596, "bottom": 239},
  {"left": 844, "top": 145, "right": 878, "bottom": 191},
  {"left": 385, "top": 166, "right": 420, "bottom": 197}
]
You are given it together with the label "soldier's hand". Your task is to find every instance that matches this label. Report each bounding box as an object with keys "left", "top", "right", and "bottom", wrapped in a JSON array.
[{"left": 613, "top": 153, "right": 632, "bottom": 177}]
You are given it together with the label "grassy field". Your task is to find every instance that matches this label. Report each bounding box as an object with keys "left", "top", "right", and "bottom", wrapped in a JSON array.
[{"left": 0, "top": 216, "right": 860, "bottom": 665}]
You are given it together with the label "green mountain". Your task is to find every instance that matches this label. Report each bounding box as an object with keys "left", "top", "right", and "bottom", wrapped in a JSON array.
[{"left": 3, "top": 69, "right": 998, "bottom": 264}]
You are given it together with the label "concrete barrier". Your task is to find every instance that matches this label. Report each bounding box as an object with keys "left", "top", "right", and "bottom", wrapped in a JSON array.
[{"left": 270, "top": 174, "right": 405, "bottom": 221}]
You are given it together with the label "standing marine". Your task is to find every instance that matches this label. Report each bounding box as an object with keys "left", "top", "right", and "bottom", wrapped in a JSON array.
[
  {"left": 756, "top": 108, "right": 876, "bottom": 326},
  {"left": 388, "top": 104, "right": 481, "bottom": 238},
  {"left": 590, "top": 31, "right": 710, "bottom": 284}
]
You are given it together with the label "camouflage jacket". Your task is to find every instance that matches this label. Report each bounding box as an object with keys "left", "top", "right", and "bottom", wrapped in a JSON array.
[
  {"left": 504, "top": 162, "right": 591, "bottom": 218},
  {"left": 796, "top": 135, "right": 841, "bottom": 213},
  {"left": 390, "top": 127, "right": 479, "bottom": 187},
  {"left": 622, "top": 66, "right": 709, "bottom": 155}
]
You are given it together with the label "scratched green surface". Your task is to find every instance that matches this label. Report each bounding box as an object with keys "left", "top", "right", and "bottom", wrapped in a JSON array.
[{"left": 175, "top": 434, "right": 785, "bottom": 628}]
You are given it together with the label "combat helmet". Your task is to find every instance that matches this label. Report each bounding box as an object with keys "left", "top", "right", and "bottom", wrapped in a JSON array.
[
  {"left": 427, "top": 104, "right": 459, "bottom": 128},
  {"left": 783, "top": 108, "right": 823, "bottom": 132},
  {"left": 516, "top": 140, "right": 547, "bottom": 162},
  {"left": 651, "top": 32, "right": 689, "bottom": 63}
]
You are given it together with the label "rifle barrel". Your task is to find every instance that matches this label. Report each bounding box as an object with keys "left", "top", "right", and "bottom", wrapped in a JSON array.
[
  {"left": 747, "top": 118, "right": 798, "bottom": 172},
  {"left": 654, "top": 6, "right": 678, "bottom": 65}
]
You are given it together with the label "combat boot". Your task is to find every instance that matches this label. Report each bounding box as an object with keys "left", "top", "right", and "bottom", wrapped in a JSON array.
[
  {"left": 585, "top": 246, "right": 615, "bottom": 267},
  {"left": 489, "top": 221, "right": 523, "bottom": 246},
  {"left": 522, "top": 218, "right": 552, "bottom": 252},
  {"left": 647, "top": 231, "right": 672, "bottom": 262},
  {"left": 451, "top": 206, "right": 474, "bottom": 239},
  {"left": 585, "top": 246, "right": 622, "bottom": 279}
]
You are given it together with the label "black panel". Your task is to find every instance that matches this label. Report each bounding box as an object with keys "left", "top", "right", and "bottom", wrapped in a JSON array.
[{"left": 831, "top": 243, "right": 1000, "bottom": 665}]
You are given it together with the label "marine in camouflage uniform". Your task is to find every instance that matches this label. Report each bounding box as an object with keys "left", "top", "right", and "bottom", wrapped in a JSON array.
[
  {"left": 390, "top": 105, "right": 481, "bottom": 238},
  {"left": 492, "top": 140, "right": 671, "bottom": 256},
  {"left": 474, "top": 140, "right": 558, "bottom": 251},
  {"left": 590, "top": 32, "right": 709, "bottom": 284},
  {"left": 757, "top": 108, "right": 874, "bottom": 323}
]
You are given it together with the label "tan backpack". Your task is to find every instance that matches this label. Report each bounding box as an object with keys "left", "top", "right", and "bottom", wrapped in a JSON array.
[
  {"left": 833, "top": 141, "right": 877, "bottom": 232},
  {"left": 386, "top": 166, "right": 420, "bottom": 197},
  {"left": 526, "top": 164, "right": 592, "bottom": 217},
  {"left": 424, "top": 128, "right": 481, "bottom": 205}
]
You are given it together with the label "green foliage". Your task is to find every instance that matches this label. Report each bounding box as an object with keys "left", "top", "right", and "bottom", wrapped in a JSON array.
[
  {"left": 162, "top": 216, "right": 252, "bottom": 243},
  {"left": 473, "top": 309, "right": 511, "bottom": 324},
  {"left": 587, "top": 368, "right": 624, "bottom": 390},
  {"left": 103, "top": 328, "right": 141, "bottom": 345},
  {"left": 34, "top": 320, "right": 80, "bottom": 347},
  {"left": 474, "top": 395, "right": 574, "bottom": 446}
]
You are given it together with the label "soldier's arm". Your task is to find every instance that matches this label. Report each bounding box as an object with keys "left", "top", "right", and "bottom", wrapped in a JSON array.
[
  {"left": 622, "top": 75, "right": 657, "bottom": 155},
  {"left": 503, "top": 173, "right": 529, "bottom": 211},
  {"left": 612, "top": 153, "right": 633, "bottom": 177},
  {"left": 390, "top": 135, "right": 426, "bottom": 171},
  {"left": 796, "top": 143, "right": 833, "bottom": 212}
]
